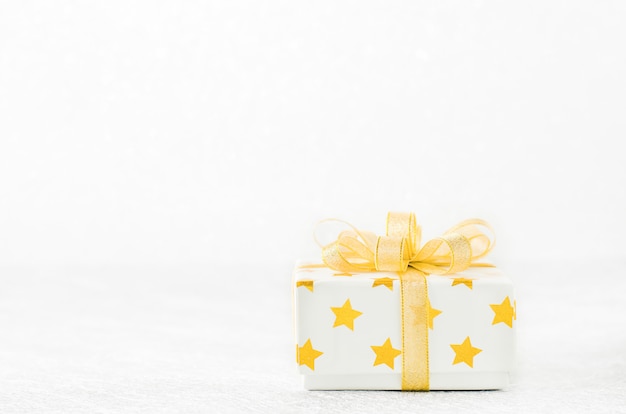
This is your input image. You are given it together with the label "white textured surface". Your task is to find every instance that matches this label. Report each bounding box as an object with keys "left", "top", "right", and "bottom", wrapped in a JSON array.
[{"left": 1, "top": 261, "right": 625, "bottom": 413}]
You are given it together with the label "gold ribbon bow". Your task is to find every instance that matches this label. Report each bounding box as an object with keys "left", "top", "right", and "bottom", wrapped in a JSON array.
[
  {"left": 314, "top": 212, "right": 496, "bottom": 391},
  {"left": 319, "top": 212, "right": 495, "bottom": 275}
]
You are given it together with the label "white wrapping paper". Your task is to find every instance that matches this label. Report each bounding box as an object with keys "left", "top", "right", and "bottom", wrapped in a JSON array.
[{"left": 294, "top": 265, "right": 516, "bottom": 390}]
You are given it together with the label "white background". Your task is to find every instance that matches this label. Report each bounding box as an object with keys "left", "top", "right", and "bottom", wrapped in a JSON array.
[
  {"left": 1, "top": 2, "right": 625, "bottom": 413},
  {"left": 2, "top": 1, "right": 625, "bottom": 269}
]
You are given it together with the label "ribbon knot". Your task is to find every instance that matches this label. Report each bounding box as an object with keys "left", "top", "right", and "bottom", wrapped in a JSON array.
[{"left": 319, "top": 212, "right": 495, "bottom": 274}]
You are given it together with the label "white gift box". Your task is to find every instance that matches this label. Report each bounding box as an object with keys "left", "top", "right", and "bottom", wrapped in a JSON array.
[{"left": 294, "top": 265, "right": 516, "bottom": 390}]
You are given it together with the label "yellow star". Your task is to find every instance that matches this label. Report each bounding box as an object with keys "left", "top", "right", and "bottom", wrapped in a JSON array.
[
  {"left": 296, "top": 280, "right": 314, "bottom": 292},
  {"left": 297, "top": 339, "right": 323, "bottom": 370},
  {"left": 451, "top": 277, "right": 475, "bottom": 289},
  {"left": 490, "top": 296, "right": 515, "bottom": 328},
  {"left": 514, "top": 300, "right": 517, "bottom": 320},
  {"left": 331, "top": 299, "right": 363, "bottom": 330},
  {"left": 450, "top": 336, "right": 482, "bottom": 368},
  {"left": 372, "top": 277, "right": 395, "bottom": 291},
  {"left": 371, "top": 338, "right": 402, "bottom": 369},
  {"left": 428, "top": 301, "right": 442, "bottom": 330},
  {"left": 333, "top": 272, "right": 353, "bottom": 277}
]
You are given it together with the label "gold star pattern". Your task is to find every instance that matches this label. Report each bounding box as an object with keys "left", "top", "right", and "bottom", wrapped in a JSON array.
[
  {"left": 428, "top": 301, "right": 442, "bottom": 330},
  {"left": 451, "top": 277, "right": 475, "bottom": 289},
  {"left": 450, "top": 336, "right": 482, "bottom": 368},
  {"left": 490, "top": 296, "right": 515, "bottom": 328},
  {"left": 296, "top": 280, "right": 314, "bottom": 292},
  {"left": 514, "top": 300, "right": 517, "bottom": 320},
  {"left": 297, "top": 339, "right": 323, "bottom": 370},
  {"left": 372, "top": 277, "right": 395, "bottom": 291},
  {"left": 333, "top": 272, "right": 353, "bottom": 277},
  {"left": 331, "top": 299, "right": 363, "bottom": 330},
  {"left": 371, "top": 338, "right": 402, "bottom": 369}
]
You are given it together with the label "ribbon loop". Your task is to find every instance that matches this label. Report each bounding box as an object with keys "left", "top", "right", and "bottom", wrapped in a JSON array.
[
  {"left": 319, "top": 212, "right": 494, "bottom": 275},
  {"left": 375, "top": 236, "right": 408, "bottom": 272}
]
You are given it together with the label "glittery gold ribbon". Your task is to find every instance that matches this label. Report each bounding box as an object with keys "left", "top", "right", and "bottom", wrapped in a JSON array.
[
  {"left": 313, "top": 212, "right": 496, "bottom": 391},
  {"left": 400, "top": 268, "right": 429, "bottom": 390},
  {"left": 318, "top": 212, "right": 495, "bottom": 274}
]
